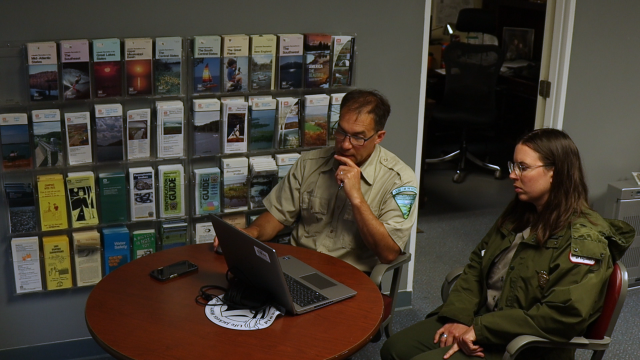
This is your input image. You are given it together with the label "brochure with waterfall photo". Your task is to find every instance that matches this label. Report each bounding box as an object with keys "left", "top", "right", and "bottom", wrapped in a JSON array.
[
  {"left": 127, "top": 108, "right": 151, "bottom": 160},
  {"left": 277, "top": 98, "right": 300, "bottom": 149},
  {"left": 65, "top": 112, "right": 92, "bottom": 165},
  {"left": 95, "top": 104, "right": 124, "bottom": 162}
]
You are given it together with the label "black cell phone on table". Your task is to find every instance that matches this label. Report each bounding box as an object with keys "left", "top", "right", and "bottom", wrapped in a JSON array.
[{"left": 150, "top": 260, "right": 198, "bottom": 281}]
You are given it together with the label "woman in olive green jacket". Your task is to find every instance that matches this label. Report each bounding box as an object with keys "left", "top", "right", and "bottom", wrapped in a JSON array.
[{"left": 381, "top": 129, "right": 635, "bottom": 360}]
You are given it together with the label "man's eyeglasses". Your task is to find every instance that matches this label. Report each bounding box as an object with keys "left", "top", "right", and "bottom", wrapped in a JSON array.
[
  {"left": 507, "top": 161, "right": 552, "bottom": 177},
  {"left": 333, "top": 126, "right": 377, "bottom": 146}
]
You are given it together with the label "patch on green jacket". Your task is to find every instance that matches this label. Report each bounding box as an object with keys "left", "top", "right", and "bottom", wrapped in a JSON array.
[{"left": 392, "top": 186, "right": 417, "bottom": 219}]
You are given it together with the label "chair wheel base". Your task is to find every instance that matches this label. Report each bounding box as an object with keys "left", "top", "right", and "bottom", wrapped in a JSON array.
[
  {"left": 453, "top": 172, "right": 464, "bottom": 183},
  {"left": 494, "top": 169, "right": 502, "bottom": 179}
]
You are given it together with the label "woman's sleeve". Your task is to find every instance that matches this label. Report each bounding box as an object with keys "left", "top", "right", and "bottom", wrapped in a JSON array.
[
  {"left": 473, "top": 228, "right": 612, "bottom": 344},
  {"left": 437, "top": 221, "right": 500, "bottom": 326}
]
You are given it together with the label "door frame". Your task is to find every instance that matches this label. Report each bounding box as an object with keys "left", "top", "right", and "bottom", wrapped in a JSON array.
[
  {"left": 540, "top": 0, "right": 577, "bottom": 130},
  {"left": 412, "top": 0, "right": 576, "bottom": 292}
]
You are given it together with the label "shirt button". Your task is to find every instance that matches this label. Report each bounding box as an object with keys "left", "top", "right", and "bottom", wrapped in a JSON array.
[
  {"left": 509, "top": 265, "right": 515, "bottom": 271},
  {"left": 330, "top": 229, "right": 334, "bottom": 233},
  {"left": 500, "top": 276, "right": 504, "bottom": 281}
]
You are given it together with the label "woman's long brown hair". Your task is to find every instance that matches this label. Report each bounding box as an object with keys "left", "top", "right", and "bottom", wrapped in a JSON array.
[{"left": 499, "top": 128, "right": 589, "bottom": 244}]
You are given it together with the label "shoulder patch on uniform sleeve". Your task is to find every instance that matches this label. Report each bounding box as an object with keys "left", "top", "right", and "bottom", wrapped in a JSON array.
[
  {"left": 569, "top": 253, "right": 596, "bottom": 266},
  {"left": 391, "top": 186, "right": 417, "bottom": 219}
]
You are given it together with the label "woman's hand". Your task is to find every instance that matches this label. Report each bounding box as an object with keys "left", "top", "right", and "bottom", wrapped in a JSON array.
[
  {"left": 445, "top": 325, "right": 485, "bottom": 358},
  {"left": 433, "top": 322, "right": 470, "bottom": 348}
]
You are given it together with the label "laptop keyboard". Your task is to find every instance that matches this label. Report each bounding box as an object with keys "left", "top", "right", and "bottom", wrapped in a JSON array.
[{"left": 284, "top": 273, "right": 329, "bottom": 307}]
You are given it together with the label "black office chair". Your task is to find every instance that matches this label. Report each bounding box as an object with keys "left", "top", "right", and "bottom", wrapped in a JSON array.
[{"left": 425, "top": 11, "right": 504, "bottom": 183}]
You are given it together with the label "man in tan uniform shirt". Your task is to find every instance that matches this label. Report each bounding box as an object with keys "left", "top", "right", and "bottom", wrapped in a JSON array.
[{"left": 216, "top": 89, "right": 418, "bottom": 272}]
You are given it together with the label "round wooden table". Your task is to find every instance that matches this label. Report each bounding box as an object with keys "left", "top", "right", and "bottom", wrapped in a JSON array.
[{"left": 86, "top": 243, "right": 383, "bottom": 359}]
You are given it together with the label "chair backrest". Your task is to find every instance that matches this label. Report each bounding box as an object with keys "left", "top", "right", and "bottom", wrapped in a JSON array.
[
  {"left": 456, "top": 8, "right": 496, "bottom": 35},
  {"left": 441, "top": 42, "right": 504, "bottom": 112},
  {"left": 585, "top": 261, "right": 628, "bottom": 340}
]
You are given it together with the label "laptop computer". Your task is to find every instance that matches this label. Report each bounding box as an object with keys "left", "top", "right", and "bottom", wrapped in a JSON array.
[{"left": 210, "top": 214, "right": 357, "bottom": 315}]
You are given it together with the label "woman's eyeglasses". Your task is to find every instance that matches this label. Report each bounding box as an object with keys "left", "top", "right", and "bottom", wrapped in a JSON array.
[{"left": 507, "top": 161, "right": 552, "bottom": 177}]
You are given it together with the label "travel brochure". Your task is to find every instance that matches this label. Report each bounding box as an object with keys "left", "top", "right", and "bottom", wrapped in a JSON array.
[
  {"left": 5, "top": 31, "right": 356, "bottom": 294},
  {"left": 24, "top": 34, "right": 356, "bottom": 102},
  {"left": 60, "top": 39, "right": 91, "bottom": 101}
]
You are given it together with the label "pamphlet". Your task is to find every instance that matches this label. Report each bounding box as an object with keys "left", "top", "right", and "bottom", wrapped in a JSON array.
[
  {"left": 250, "top": 34, "right": 276, "bottom": 91},
  {"left": 43, "top": 235, "right": 73, "bottom": 290},
  {"left": 11, "top": 237, "right": 43, "bottom": 294},
  {"left": 304, "top": 34, "right": 331, "bottom": 89},
  {"left": 1, "top": 113, "right": 32, "bottom": 170},
  {"left": 303, "top": 94, "right": 330, "bottom": 147},
  {"left": 65, "top": 112, "right": 92, "bottom": 165},
  {"left": 194, "top": 167, "right": 221, "bottom": 215},
  {"left": 125, "top": 38, "right": 153, "bottom": 96},
  {"left": 332, "top": 36, "right": 355, "bottom": 87},
  {"left": 222, "top": 35, "right": 249, "bottom": 93},
  {"left": 277, "top": 34, "right": 304, "bottom": 90},
  {"left": 32, "top": 109, "right": 63, "bottom": 167},
  {"left": 60, "top": 39, "right": 91, "bottom": 100},
  {"left": 193, "top": 35, "right": 221, "bottom": 94},
  {"left": 95, "top": 104, "right": 124, "bottom": 162},
  {"left": 37, "top": 174, "right": 68, "bottom": 231},
  {"left": 156, "top": 101, "right": 184, "bottom": 158},
  {"left": 129, "top": 167, "right": 156, "bottom": 221},
  {"left": 276, "top": 98, "right": 300, "bottom": 149},
  {"left": 93, "top": 38, "right": 122, "bottom": 98},
  {"left": 158, "top": 164, "right": 185, "bottom": 218},
  {"left": 27, "top": 42, "right": 59, "bottom": 101},
  {"left": 72, "top": 230, "right": 102, "bottom": 286},
  {"left": 222, "top": 101, "right": 249, "bottom": 153},
  {"left": 126, "top": 108, "right": 151, "bottom": 160},
  {"left": 66, "top": 171, "right": 99, "bottom": 227},
  {"left": 155, "top": 37, "right": 182, "bottom": 95}
]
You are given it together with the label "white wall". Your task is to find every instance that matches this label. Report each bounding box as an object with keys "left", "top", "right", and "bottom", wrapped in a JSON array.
[{"left": 562, "top": 0, "right": 640, "bottom": 212}]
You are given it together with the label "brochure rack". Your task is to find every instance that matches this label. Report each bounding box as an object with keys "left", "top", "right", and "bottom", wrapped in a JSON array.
[{"left": 1, "top": 34, "right": 356, "bottom": 294}]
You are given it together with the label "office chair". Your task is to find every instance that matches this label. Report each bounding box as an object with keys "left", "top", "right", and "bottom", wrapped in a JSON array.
[
  {"left": 424, "top": 10, "right": 505, "bottom": 183},
  {"left": 441, "top": 262, "right": 629, "bottom": 360},
  {"left": 369, "top": 251, "right": 412, "bottom": 343}
]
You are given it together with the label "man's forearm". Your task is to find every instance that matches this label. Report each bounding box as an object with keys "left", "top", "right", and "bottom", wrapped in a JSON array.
[{"left": 243, "top": 210, "right": 286, "bottom": 242}]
